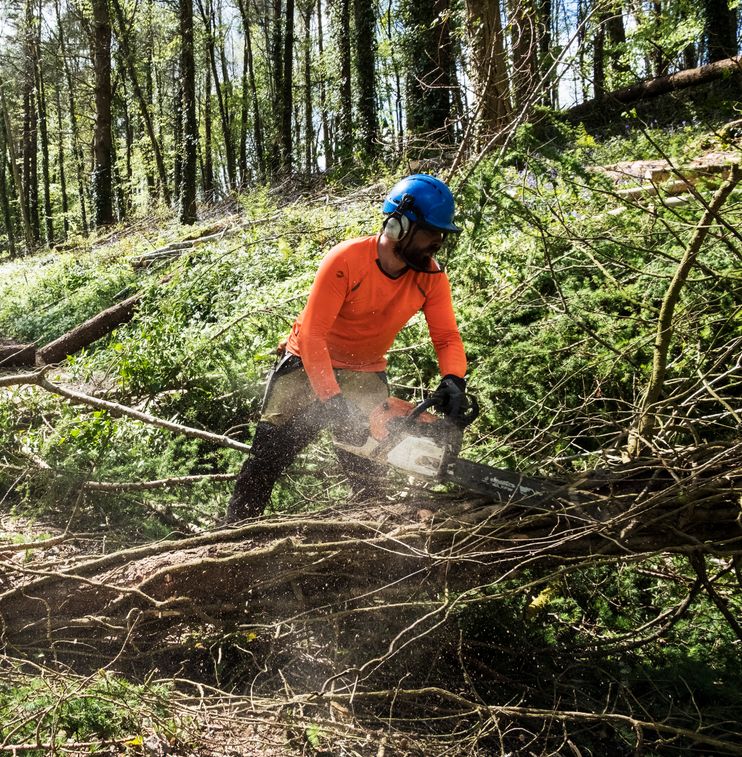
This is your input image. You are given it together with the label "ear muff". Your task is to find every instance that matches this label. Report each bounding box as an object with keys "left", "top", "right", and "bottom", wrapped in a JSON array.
[{"left": 383, "top": 212, "right": 410, "bottom": 241}]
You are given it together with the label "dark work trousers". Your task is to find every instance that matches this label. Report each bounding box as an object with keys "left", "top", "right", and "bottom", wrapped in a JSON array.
[{"left": 225, "top": 355, "right": 388, "bottom": 522}]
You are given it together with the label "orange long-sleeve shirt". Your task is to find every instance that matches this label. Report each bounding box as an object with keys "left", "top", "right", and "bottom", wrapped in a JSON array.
[{"left": 286, "top": 235, "right": 467, "bottom": 400}]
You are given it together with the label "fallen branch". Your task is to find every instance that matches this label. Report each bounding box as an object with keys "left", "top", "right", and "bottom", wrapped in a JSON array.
[{"left": 0, "top": 368, "right": 250, "bottom": 453}]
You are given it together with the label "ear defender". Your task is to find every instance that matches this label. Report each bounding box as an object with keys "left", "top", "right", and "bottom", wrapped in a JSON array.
[
  {"left": 383, "top": 193, "right": 414, "bottom": 241},
  {"left": 383, "top": 212, "right": 410, "bottom": 241}
]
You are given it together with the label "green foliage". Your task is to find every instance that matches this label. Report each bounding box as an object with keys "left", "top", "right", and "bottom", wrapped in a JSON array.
[
  {"left": 0, "top": 249, "right": 137, "bottom": 344},
  {"left": 0, "top": 670, "right": 177, "bottom": 750}
]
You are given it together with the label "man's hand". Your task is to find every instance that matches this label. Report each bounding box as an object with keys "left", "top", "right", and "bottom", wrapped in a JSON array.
[
  {"left": 322, "top": 394, "right": 369, "bottom": 446},
  {"left": 432, "top": 374, "right": 467, "bottom": 422}
]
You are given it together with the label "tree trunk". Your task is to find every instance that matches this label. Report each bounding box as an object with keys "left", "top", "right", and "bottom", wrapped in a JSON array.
[
  {"left": 0, "top": 123, "right": 17, "bottom": 258},
  {"left": 353, "top": 0, "right": 377, "bottom": 159},
  {"left": 651, "top": 0, "right": 668, "bottom": 77},
  {"left": 302, "top": 1, "right": 314, "bottom": 173},
  {"left": 269, "top": 0, "right": 284, "bottom": 175},
  {"left": 54, "top": 0, "right": 88, "bottom": 236},
  {"left": 197, "top": 0, "right": 237, "bottom": 190},
  {"left": 239, "top": 33, "right": 249, "bottom": 186},
  {"left": 179, "top": 0, "right": 198, "bottom": 225},
  {"left": 464, "top": 0, "right": 511, "bottom": 145},
  {"left": 334, "top": 0, "right": 353, "bottom": 164},
  {"left": 91, "top": 0, "right": 115, "bottom": 227},
  {"left": 538, "top": 0, "right": 555, "bottom": 106},
  {"left": 704, "top": 0, "right": 738, "bottom": 62},
  {"left": 202, "top": 48, "right": 215, "bottom": 199},
  {"left": 510, "top": 0, "right": 541, "bottom": 110},
  {"left": 23, "top": 0, "right": 40, "bottom": 242},
  {"left": 110, "top": 0, "right": 172, "bottom": 207},
  {"left": 121, "top": 81, "right": 133, "bottom": 217},
  {"left": 316, "top": 0, "right": 333, "bottom": 169},
  {"left": 55, "top": 86, "right": 69, "bottom": 239},
  {"left": 0, "top": 79, "right": 34, "bottom": 251},
  {"left": 34, "top": 40, "right": 54, "bottom": 245},
  {"left": 38, "top": 293, "right": 143, "bottom": 365},
  {"left": 593, "top": 6, "right": 606, "bottom": 100},
  {"left": 566, "top": 56, "right": 741, "bottom": 121},
  {"left": 173, "top": 76, "right": 183, "bottom": 210},
  {"left": 281, "top": 0, "right": 294, "bottom": 173},
  {"left": 235, "top": 0, "right": 264, "bottom": 182}
]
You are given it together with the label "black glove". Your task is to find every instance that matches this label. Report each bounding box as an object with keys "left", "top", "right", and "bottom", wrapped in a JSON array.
[
  {"left": 321, "top": 394, "right": 369, "bottom": 446},
  {"left": 432, "top": 374, "right": 467, "bottom": 421}
]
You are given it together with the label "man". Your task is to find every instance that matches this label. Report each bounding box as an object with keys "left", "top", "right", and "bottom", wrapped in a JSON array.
[{"left": 224, "top": 174, "right": 468, "bottom": 523}]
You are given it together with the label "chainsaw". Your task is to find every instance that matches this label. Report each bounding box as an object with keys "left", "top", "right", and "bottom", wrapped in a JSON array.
[{"left": 336, "top": 394, "right": 556, "bottom": 501}]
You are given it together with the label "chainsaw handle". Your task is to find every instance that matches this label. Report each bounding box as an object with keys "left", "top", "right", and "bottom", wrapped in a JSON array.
[{"left": 408, "top": 392, "right": 480, "bottom": 428}]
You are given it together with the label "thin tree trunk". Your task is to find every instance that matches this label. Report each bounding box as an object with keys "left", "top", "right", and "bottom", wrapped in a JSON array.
[
  {"left": 245, "top": 4, "right": 264, "bottom": 181},
  {"left": 302, "top": 1, "right": 314, "bottom": 174},
  {"left": 316, "top": 0, "right": 332, "bottom": 169},
  {"left": 23, "top": 0, "right": 40, "bottom": 241},
  {"left": 121, "top": 81, "right": 133, "bottom": 217},
  {"left": 111, "top": 0, "right": 172, "bottom": 206},
  {"left": 270, "top": 0, "right": 284, "bottom": 174},
  {"left": 55, "top": 86, "right": 69, "bottom": 239},
  {"left": 0, "top": 79, "right": 34, "bottom": 251},
  {"left": 179, "top": 0, "right": 198, "bottom": 224},
  {"left": 239, "top": 33, "right": 249, "bottom": 185},
  {"left": 593, "top": 7, "right": 606, "bottom": 99},
  {"left": 196, "top": 0, "right": 237, "bottom": 190},
  {"left": 173, "top": 75, "right": 183, "bottom": 210},
  {"left": 54, "top": 0, "right": 88, "bottom": 235},
  {"left": 203, "top": 49, "right": 215, "bottom": 199},
  {"left": 0, "top": 122, "right": 17, "bottom": 258},
  {"left": 91, "top": 0, "right": 115, "bottom": 227},
  {"left": 281, "top": 0, "right": 294, "bottom": 173},
  {"left": 34, "top": 38, "right": 54, "bottom": 245}
]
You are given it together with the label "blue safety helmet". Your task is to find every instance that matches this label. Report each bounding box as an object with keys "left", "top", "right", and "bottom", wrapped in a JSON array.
[{"left": 382, "top": 174, "right": 461, "bottom": 234}]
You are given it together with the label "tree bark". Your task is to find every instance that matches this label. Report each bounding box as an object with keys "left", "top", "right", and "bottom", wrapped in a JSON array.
[
  {"left": 281, "top": 0, "right": 295, "bottom": 173},
  {"left": 235, "top": 0, "right": 264, "bottom": 182},
  {"left": 316, "top": 0, "right": 333, "bottom": 169},
  {"left": 0, "top": 131, "right": 17, "bottom": 258},
  {"left": 510, "top": 0, "right": 541, "bottom": 109},
  {"left": 36, "top": 293, "right": 143, "bottom": 365},
  {"left": 353, "top": 0, "right": 377, "bottom": 159},
  {"left": 704, "top": 0, "right": 738, "bottom": 63},
  {"left": 202, "top": 51, "right": 215, "bottom": 199},
  {"left": 34, "top": 38, "right": 54, "bottom": 245},
  {"left": 22, "top": 0, "right": 40, "bottom": 241},
  {"left": 302, "top": 1, "right": 314, "bottom": 173},
  {"left": 333, "top": 0, "right": 353, "bottom": 164},
  {"left": 465, "top": 0, "right": 511, "bottom": 144},
  {"left": 179, "top": 0, "right": 198, "bottom": 224},
  {"left": 0, "top": 79, "right": 34, "bottom": 251},
  {"left": 0, "top": 343, "right": 36, "bottom": 367},
  {"left": 565, "top": 56, "right": 742, "bottom": 121},
  {"left": 55, "top": 86, "right": 69, "bottom": 240},
  {"left": 91, "top": 0, "right": 115, "bottom": 227}
]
